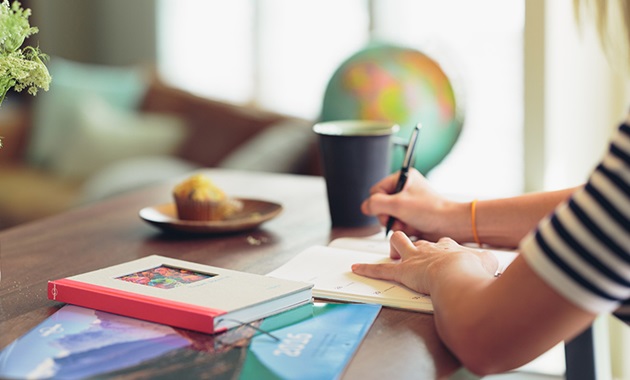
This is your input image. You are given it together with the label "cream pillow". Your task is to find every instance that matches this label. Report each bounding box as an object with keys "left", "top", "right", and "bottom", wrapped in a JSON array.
[
  {"left": 218, "top": 119, "right": 315, "bottom": 173},
  {"left": 27, "top": 57, "right": 149, "bottom": 168},
  {"left": 50, "top": 96, "right": 188, "bottom": 181}
]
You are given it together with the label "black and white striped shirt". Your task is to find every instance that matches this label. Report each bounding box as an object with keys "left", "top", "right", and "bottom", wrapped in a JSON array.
[{"left": 520, "top": 122, "right": 630, "bottom": 321}]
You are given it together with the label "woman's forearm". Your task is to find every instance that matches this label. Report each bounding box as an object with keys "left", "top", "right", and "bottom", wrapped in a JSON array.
[
  {"left": 446, "top": 187, "right": 579, "bottom": 248},
  {"left": 429, "top": 255, "right": 595, "bottom": 375}
]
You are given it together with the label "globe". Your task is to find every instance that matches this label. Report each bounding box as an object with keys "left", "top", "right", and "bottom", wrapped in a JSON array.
[{"left": 320, "top": 42, "right": 464, "bottom": 175}]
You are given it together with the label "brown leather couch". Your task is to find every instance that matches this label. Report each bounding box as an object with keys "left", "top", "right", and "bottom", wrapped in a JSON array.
[{"left": 0, "top": 73, "right": 320, "bottom": 230}]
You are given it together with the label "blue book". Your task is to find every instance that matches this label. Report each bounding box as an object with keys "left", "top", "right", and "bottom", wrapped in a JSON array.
[
  {"left": 240, "top": 302, "right": 381, "bottom": 379},
  {"left": 0, "top": 303, "right": 380, "bottom": 379}
]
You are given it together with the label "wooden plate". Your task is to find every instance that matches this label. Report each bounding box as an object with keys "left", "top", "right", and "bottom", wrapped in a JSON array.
[{"left": 139, "top": 199, "right": 282, "bottom": 234}]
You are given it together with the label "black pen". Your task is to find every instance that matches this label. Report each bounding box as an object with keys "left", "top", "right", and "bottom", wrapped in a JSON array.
[{"left": 385, "top": 123, "right": 422, "bottom": 237}]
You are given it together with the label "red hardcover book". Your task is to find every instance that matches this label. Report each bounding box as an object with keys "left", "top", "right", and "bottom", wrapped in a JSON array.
[{"left": 48, "top": 255, "right": 313, "bottom": 334}]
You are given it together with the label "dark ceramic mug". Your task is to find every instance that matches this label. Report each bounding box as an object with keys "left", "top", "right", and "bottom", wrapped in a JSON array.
[{"left": 314, "top": 120, "right": 399, "bottom": 227}]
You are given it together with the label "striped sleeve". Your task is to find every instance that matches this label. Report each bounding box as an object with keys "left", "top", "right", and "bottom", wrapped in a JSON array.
[{"left": 520, "top": 123, "right": 630, "bottom": 315}]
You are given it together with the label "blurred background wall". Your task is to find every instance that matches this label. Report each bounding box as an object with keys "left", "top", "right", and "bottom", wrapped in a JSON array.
[{"left": 28, "top": 0, "right": 156, "bottom": 65}]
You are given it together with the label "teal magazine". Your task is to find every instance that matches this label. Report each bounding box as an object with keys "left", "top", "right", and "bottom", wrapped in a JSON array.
[{"left": 0, "top": 303, "right": 380, "bottom": 379}]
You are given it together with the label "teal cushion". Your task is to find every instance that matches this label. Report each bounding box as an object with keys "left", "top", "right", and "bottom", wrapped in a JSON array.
[{"left": 26, "top": 57, "right": 149, "bottom": 168}]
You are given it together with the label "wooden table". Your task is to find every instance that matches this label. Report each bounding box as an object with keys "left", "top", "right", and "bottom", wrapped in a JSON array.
[{"left": 0, "top": 169, "right": 462, "bottom": 379}]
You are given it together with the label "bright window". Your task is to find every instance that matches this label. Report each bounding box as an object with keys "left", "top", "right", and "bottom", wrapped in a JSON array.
[{"left": 157, "top": 0, "right": 524, "bottom": 198}]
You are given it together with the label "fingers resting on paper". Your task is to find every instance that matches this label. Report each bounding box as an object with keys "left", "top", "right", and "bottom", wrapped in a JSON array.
[{"left": 351, "top": 231, "right": 499, "bottom": 295}]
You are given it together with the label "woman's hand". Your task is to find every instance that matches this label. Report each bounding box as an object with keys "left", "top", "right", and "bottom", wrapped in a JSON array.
[
  {"left": 362, "top": 168, "right": 578, "bottom": 247},
  {"left": 361, "top": 168, "right": 470, "bottom": 242},
  {"left": 351, "top": 231, "right": 499, "bottom": 295},
  {"left": 352, "top": 231, "right": 595, "bottom": 375}
]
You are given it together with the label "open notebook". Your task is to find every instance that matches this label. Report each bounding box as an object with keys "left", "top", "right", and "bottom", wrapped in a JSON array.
[{"left": 268, "top": 233, "right": 518, "bottom": 313}]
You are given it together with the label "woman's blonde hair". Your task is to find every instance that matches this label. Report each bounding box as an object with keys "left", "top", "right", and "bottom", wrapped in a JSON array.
[{"left": 574, "top": 0, "right": 630, "bottom": 71}]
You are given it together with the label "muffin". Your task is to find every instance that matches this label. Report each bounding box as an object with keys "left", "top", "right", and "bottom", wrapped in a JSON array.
[{"left": 172, "top": 174, "right": 242, "bottom": 221}]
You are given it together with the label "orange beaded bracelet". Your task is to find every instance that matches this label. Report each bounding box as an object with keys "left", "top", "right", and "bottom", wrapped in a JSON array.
[{"left": 471, "top": 199, "right": 482, "bottom": 247}]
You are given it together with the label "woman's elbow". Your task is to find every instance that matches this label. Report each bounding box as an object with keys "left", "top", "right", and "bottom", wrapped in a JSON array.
[
  {"left": 458, "top": 353, "right": 512, "bottom": 377},
  {"left": 440, "top": 324, "right": 523, "bottom": 376}
]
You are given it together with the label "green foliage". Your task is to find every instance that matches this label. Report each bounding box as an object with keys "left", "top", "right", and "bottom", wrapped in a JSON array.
[
  {"left": 0, "top": 0, "right": 51, "bottom": 147},
  {"left": 0, "top": 0, "right": 51, "bottom": 103}
]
